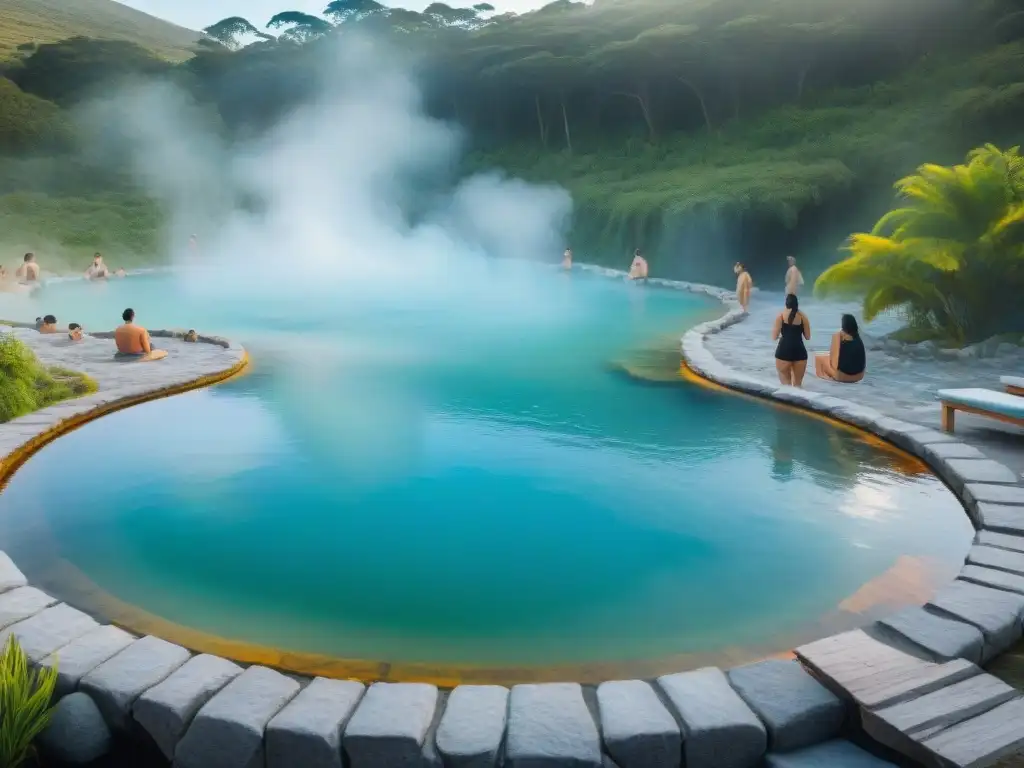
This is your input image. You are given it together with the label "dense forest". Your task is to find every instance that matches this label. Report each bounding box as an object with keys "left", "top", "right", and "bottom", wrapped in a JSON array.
[{"left": 1, "top": 0, "right": 1023, "bottom": 281}]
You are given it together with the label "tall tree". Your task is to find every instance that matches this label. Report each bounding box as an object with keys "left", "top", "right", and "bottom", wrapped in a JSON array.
[
  {"left": 203, "top": 17, "right": 273, "bottom": 50},
  {"left": 323, "top": 0, "right": 386, "bottom": 25},
  {"left": 267, "top": 11, "right": 333, "bottom": 43}
]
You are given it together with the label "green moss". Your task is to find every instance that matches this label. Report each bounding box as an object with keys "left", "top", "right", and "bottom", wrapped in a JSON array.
[{"left": 0, "top": 334, "right": 98, "bottom": 422}]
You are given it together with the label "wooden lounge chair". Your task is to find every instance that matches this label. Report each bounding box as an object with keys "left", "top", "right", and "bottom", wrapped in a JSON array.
[
  {"left": 938, "top": 387, "right": 1024, "bottom": 432},
  {"left": 1003, "top": 375, "right": 1024, "bottom": 396}
]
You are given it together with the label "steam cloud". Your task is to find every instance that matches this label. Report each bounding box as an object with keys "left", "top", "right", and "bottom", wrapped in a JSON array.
[{"left": 79, "top": 36, "right": 573, "bottom": 315}]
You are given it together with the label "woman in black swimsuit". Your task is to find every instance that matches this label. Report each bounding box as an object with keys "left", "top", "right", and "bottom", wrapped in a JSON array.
[
  {"left": 772, "top": 293, "right": 811, "bottom": 386},
  {"left": 814, "top": 314, "right": 866, "bottom": 383}
]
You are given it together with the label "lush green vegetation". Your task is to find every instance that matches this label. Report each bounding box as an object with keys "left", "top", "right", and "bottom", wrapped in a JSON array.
[
  {"left": 0, "top": 636, "right": 58, "bottom": 768},
  {"left": 816, "top": 144, "right": 1024, "bottom": 344},
  {"left": 0, "top": 334, "right": 98, "bottom": 422},
  {"left": 0, "top": 0, "right": 1022, "bottom": 284}
]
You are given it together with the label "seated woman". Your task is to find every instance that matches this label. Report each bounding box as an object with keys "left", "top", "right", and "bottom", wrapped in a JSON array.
[
  {"left": 39, "top": 314, "right": 59, "bottom": 334},
  {"left": 114, "top": 307, "right": 167, "bottom": 361},
  {"left": 815, "top": 314, "right": 866, "bottom": 383}
]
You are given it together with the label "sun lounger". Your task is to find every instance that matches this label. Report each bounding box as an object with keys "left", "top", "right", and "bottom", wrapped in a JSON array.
[
  {"left": 1002, "top": 375, "right": 1024, "bottom": 396},
  {"left": 938, "top": 387, "right": 1024, "bottom": 432}
]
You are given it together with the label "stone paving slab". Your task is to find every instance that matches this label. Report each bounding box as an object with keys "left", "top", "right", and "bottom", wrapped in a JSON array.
[
  {"left": 976, "top": 530, "right": 1024, "bottom": 553},
  {"left": 927, "top": 581, "right": 1024, "bottom": 661},
  {"left": 343, "top": 682, "right": 440, "bottom": 768},
  {"left": 959, "top": 564, "right": 1024, "bottom": 595},
  {"left": 726, "top": 659, "right": 844, "bottom": 753},
  {"left": 596, "top": 679, "right": 681, "bottom": 768},
  {"left": 435, "top": 684, "right": 509, "bottom": 768},
  {"left": 657, "top": 667, "right": 766, "bottom": 768},
  {"left": 920, "top": 696, "right": 1024, "bottom": 768},
  {"left": 0, "top": 602, "right": 98, "bottom": 661},
  {"left": 875, "top": 607, "right": 985, "bottom": 664},
  {"left": 39, "top": 624, "right": 136, "bottom": 697},
  {"left": 505, "top": 683, "right": 602, "bottom": 768},
  {"left": 967, "top": 545, "right": 1024, "bottom": 575},
  {"left": 965, "top": 484, "right": 1024, "bottom": 508},
  {"left": 0, "top": 586, "right": 57, "bottom": 630},
  {"left": 762, "top": 740, "right": 897, "bottom": 768},
  {"left": 173, "top": 665, "right": 300, "bottom": 768},
  {"left": 0, "top": 551, "right": 27, "bottom": 593},
  {"left": 978, "top": 503, "right": 1024, "bottom": 534},
  {"left": 133, "top": 653, "right": 243, "bottom": 760},
  {"left": 266, "top": 677, "right": 366, "bottom": 768},
  {"left": 945, "top": 460, "right": 1020, "bottom": 487},
  {"left": 80, "top": 635, "right": 192, "bottom": 731}
]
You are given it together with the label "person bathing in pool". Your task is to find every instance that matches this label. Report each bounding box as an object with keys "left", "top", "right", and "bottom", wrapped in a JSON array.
[
  {"left": 38, "top": 315, "right": 59, "bottom": 334},
  {"left": 772, "top": 293, "right": 810, "bottom": 387},
  {"left": 628, "top": 249, "right": 648, "bottom": 280},
  {"left": 815, "top": 314, "right": 866, "bottom": 383},
  {"left": 115, "top": 308, "right": 167, "bottom": 361},
  {"left": 68, "top": 323, "right": 84, "bottom": 342}
]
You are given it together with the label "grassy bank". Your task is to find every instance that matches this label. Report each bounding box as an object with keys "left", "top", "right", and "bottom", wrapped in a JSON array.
[{"left": 0, "top": 333, "right": 98, "bottom": 422}]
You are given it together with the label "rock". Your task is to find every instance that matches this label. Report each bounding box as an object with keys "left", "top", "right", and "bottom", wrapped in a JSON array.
[
  {"left": 133, "top": 653, "right": 243, "bottom": 760},
  {"left": 597, "top": 679, "right": 681, "bottom": 768},
  {"left": 173, "top": 665, "right": 300, "bottom": 768},
  {"left": 657, "top": 667, "right": 766, "bottom": 768},
  {"left": 0, "top": 551, "right": 27, "bottom": 593},
  {"left": 266, "top": 677, "right": 366, "bottom": 768},
  {"left": 876, "top": 607, "right": 984, "bottom": 663},
  {"left": 884, "top": 339, "right": 903, "bottom": 353},
  {"left": 997, "top": 342, "right": 1017, "bottom": 357},
  {"left": 763, "top": 739, "right": 896, "bottom": 768},
  {"left": 0, "top": 586, "right": 57, "bottom": 630},
  {"left": 39, "top": 625, "right": 137, "bottom": 697},
  {"left": 80, "top": 635, "right": 191, "bottom": 731},
  {"left": 727, "top": 660, "right": 844, "bottom": 753},
  {"left": 343, "top": 682, "right": 439, "bottom": 768},
  {"left": 0, "top": 603, "right": 98, "bottom": 661},
  {"left": 38, "top": 692, "right": 113, "bottom": 765},
  {"left": 505, "top": 683, "right": 602, "bottom": 768},
  {"left": 928, "top": 580, "right": 1024, "bottom": 660},
  {"left": 434, "top": 684, "right": 509, "bottom": 768}
]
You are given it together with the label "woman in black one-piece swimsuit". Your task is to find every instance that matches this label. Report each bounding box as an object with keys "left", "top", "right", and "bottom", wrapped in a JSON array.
[{"left": 773, "top": 293, "right": 811, "bottom": 386}]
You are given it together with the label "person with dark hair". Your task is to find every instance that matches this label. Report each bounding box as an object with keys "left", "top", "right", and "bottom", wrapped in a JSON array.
[
  {"left": 772, "top": 293, "right": 810, "bottom": 386},
  {"left": 562, "top": 248, "right": 573, "bottom": 270},
  {"left": 68, "top": 322, "right": 83, "bottom": 342},
  {"left": 39, "top": 314, "right": 58, "bottom": 334},
  {"left": 734, "top": 262, "right": 753, "bottom": 312},
  {"left": 628, "top": 249, "right": 648, "bottom": 280},
  {"left": 15, "top": 252, "right": 39, "bottom": 283},
  {"left": 85, "top": 252, "right": 109, "bottom": 280},
  {"left": 814, "top": 313, "right": 866, "bottom": 383},
  {"left": 114, "top": 308, "right": 166, "bottom": 361}
]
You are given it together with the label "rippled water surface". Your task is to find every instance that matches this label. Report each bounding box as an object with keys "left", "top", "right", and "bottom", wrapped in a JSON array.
[{"left": 0, "top": 268, "right": 972, "bottom": 676}]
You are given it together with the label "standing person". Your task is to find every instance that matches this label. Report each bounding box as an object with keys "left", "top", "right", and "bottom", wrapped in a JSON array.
[
  {"left": 628, "top": 249, "right": 648, "bottom": 280},
  {"left": 85, "top": 252, "right": 109, "bottom": 279},
  {"left": 785, "top": 255, "right": 804, "bottom": 296},
  {"left": 562, "top": 248, "right": 573, "bottom": 270},
  {"left": 15, "top": 253, "right": 39, "bottom": 283},
  {"left": 772, "top": 293, "right": 810, "bottom": 387},
  {"left": 734, "top": 262, "right": 753, "bottom": 313},
  {"left": 114, "top": 308, "right": 167, "bottom": 361}
]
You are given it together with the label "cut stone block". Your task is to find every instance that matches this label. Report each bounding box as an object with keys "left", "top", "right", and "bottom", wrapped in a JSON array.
[
  {"left": 266, "top": 677, "right": 365, "bottom": 768},
  {"left": 343, "top": 682, "right": 439, "bottom": 768},
  {"left": 435, "top": 684, "right": 509, "bottom": 768},
  {"left": 0, "top": 586, "right": 57, "bottom": 630},
  {"left": 597, "top": 679, "right": 681, "bottom": 768},
  {"left": 967, "top": 545, "right": 1024, "bottom": 575},
  {"left": 0, "top": 551, "right": 27, "bottom": 593},
  {"left": 959, "top": 564, "right": 1024, "bottom": 595},
  {"left": 965, "top": 484, "right": 1024, "bottom": 508},
  {"left": 173, "top": 665, "right": 300, "bottom": 768},
  {"left": 763, "top": 739, "right": 896, "bottom": 768},
  {"left": 505, "top": 683, "right": 602, "bottom": 768},
  {"left": 80, "top": 635, "right": 191, "bottom": 731},
  {"left": 924, "top": 443, "right": 986, "bottom": 461},
  {"left": 40, "top": 625, "right": 137, "bottom": 697},
  {"left": 978, "top": 503, "right": 1024, "bottom": 534},
  {"left": 976, "top": 529, "right": 1024, "bottom": 553},
  {"left": 920, "top": 696, "right": 1024, "bottom": 768},
  {"left": 945, "top": 460, "right": 1018, "bottom": 485},
  {"left": 657, "top": 667, "right": 766, "bottom": 768},
  {"left": 876, "top": 607, "right": 984, "bottom": 663},
  {"left": 928, "top": 580, "right": 1024, "bottom": 660},
  {"left": 134, "top": 653, "right": 243, "bottom": 760},
  {"left": 727, "top": 660, "right": 844, "bottom": 753},
  {"left": 0, "top": 603, "right": 98, "bottom": 661}
]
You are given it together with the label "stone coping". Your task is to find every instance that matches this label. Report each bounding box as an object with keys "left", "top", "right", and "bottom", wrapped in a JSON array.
[{"left": 2, "top": 279, "right": 1023, "bottom": 767}]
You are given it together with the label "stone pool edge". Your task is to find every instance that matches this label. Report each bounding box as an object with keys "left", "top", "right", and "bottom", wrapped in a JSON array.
[{"left": 2, "top": 292, "right": 1023, "bottom": 767}]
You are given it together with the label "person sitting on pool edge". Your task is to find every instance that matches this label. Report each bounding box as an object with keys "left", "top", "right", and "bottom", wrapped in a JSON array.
[
  {"left": 114, "top": 308, "right": 167, "bottom": 361},
  {"left": 814, "top": 313, "right": 866, "bottom": 383},
  {"left": 628, "top": 249, "right": 649, "bottom": 280},
  {"left": 39, "top": 315, "right": 59, "bottom": 334},
  {"left": 68, "top": 323, "right": 84, "bottom": 342}
]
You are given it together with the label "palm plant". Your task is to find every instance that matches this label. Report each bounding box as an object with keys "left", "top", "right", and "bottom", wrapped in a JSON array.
[
  {"left": 816, "top": 144, "right": 1024, "bottom": 344},
  {"left": 0, "top": 637, "right": 59, "bottom": 768}
]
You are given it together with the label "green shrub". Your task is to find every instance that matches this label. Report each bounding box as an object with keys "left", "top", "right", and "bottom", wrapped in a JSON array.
[
  {"left": 0, "top": 636, "right": 58, "bottom": 768},
  {"left": 0, "top": 334, "right": 97, "bottom": 422}
]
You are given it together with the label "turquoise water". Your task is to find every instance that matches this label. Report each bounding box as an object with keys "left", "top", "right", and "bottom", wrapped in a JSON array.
[{"left": 0, "top": 267, "right": 972, "bottom": 674}]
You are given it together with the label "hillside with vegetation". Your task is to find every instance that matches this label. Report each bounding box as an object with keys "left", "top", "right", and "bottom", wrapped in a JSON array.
[
  {"left": 0, "top": 0, "right": 199, "bottom": 61},
  {"left": 0, "top": 0, "right": 1022, "bottom": 294}
]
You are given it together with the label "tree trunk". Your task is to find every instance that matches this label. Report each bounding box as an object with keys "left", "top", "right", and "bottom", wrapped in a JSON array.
[
  {"left": 535, "top": 95, "right": 549, "bottom": 148},
  {"left": 560, "top": 95, "right": 572, "bottom": 153},
  {"left": 676, "top": 75, "right": 712, "bottom": 132}
]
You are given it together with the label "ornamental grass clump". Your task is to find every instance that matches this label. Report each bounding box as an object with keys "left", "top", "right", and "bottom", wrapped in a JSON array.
[
  {"left": 0, "top": 636, "right": 58, "bottom": 768},
  {"left": 0, "top": 333, "right": 97, "bottom": 423}
]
